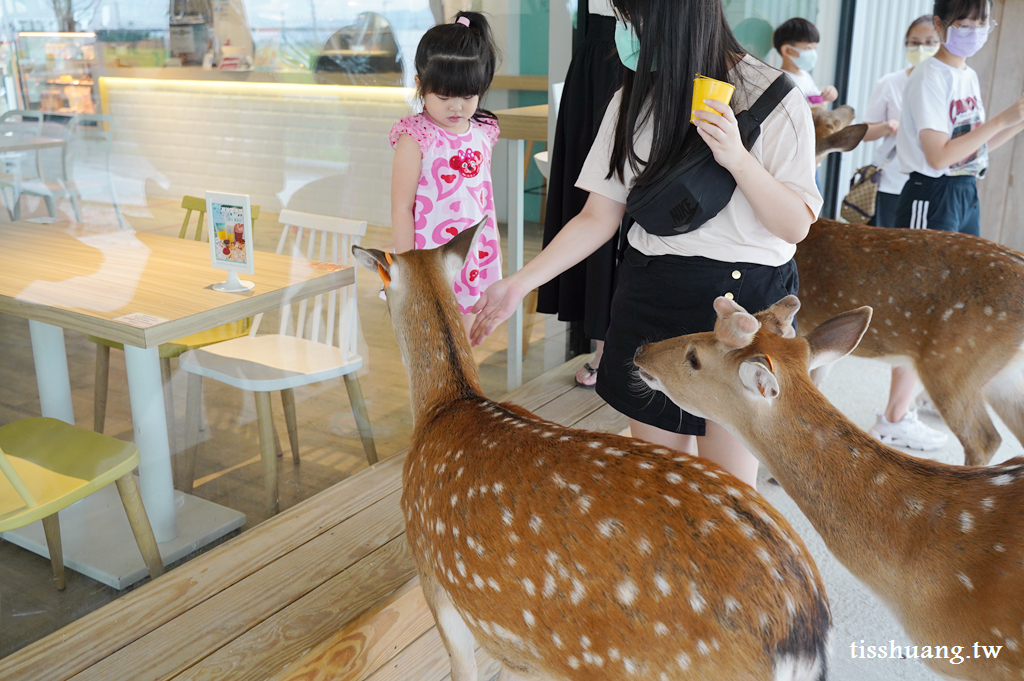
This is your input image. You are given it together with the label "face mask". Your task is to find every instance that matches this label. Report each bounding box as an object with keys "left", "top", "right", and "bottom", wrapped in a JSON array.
[
  {"left": 906, "top": 44, "right": 940, "bottom": 66},
  {"left": 614, "top": 20, "right": 642, "bottom": 71},
  {"left": 944, "top": 24, "right": 989, "bottom": 58},
  {"left": 790, "top": 47, "right": 818, "bottom": 72}
]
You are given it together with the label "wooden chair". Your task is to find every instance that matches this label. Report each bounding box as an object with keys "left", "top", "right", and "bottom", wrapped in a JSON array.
[
  {"left": 0, "top": 417, "right": 165, "bottom": 642},
  {"left": 178, "top": 209, "right": 377, "bottom": 514},
  {"left": 89, "top": 197, "right": 259, "bottom": 476}
]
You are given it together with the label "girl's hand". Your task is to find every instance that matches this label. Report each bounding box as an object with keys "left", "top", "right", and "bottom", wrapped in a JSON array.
[
  {"left": 469, "top": 277, "right": 527, "bottom": 346},
  {"left": 693, "top": 100, "right": 752, "bottom": 175},
  {"left": 998, "top": 94, "right": 1024, "bottom": 129},
  {"left": 821, "top": 85, "right": 839, "bottom": 103},
  {"left": 885, "top": 118, "right": 900, "bottom": 136}
]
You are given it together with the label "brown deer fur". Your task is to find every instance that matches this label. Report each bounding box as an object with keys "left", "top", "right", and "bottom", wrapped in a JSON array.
[
  {"left": 635, "top": 297, "right": 1024, "bottom": 681},
  {"left": 797, "top": 219, "right": 1024, "bottom": 465},
  {"left": 353, "top": 225, "right": 832, "bottom": 681}
]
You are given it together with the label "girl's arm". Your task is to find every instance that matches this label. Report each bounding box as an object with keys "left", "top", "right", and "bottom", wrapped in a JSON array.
[
  {"left": 919, "top": 95, "right": 1024, "bottom": 169},
  {"left": 469, "top": 192, "right": 625, "bottom": 345},
  {"left": 862, "top": 119, "right": 899, "bottom": 142},
  {"left": 391, "top": 134, "right": 422, "bottom": 253},
  {"left": 694, "top": 100, "right": 813, "bottom": 244}
]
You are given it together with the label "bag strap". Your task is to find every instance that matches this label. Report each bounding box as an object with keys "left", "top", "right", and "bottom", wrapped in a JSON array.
[
  {"left": 877, "top": 145, "right": 898, "bottom": 170},
  {"left": 746, "top": 74, "right": 797, "bottom": 128}
]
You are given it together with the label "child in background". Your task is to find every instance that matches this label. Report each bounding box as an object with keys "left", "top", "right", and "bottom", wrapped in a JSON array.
[
  {"left": 390, "top": 11, "right": 502, "bottom": 339},
  {"left": 774, "top": 17, "right": 838, "bottom": 109}
]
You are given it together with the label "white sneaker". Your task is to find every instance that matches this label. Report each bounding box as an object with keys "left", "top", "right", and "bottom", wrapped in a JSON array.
[
  {"left": 915, "top": 392, "right": 940, "bottom": 417},
  {"left": 869, "top": 409, "right": 948, "bottom": 451}
]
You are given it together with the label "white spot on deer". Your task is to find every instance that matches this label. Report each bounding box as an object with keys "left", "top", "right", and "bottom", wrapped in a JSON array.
[
  {"left": 623, "top": 658, "right": 638, "bottom": 674},
  {"left": 559, "top": 435, "right": 572, "bottom": 441},
  {"left": 676, "top": 652, "right": 691, "bottom": 669},
  {"left": 571, "top": 579, "right": 587, "bottom": 604},
  {"left": 707, "top": 494, "right": 723, "bottom": 505},
  {"left": 597, "top": 518, "right": 623, "bottom": 537},
  {"left": 982, "top": 497, "right": 995, "bottom": 511},
  {"left": 493, "top": 482, "right": 504, "bottom": 494},
  {"left": 654, "top": 621, "right": 670, "bottom": 636},
  {"left": 725, "top": 487, "right": 743, "bottom": 498},
  {"left": 543, "top": 573, "right": 556, "bottom": 597},
  {"left": 552, "top": 473, "right": 567, "bottom": 488},
  {"left": 960, "top": 511, "right": 974, "bottom": 533},
  {"left": 466, "top": 488, "right": 474, "bottom": 499},
  {"left": 666, "top": 472, "right": 683, "bottom": 484},
  {"left": 502, "top": 509, "right": 513, "bottom": 526},
  {"left": 593, "top": 460, "right": 608, "bottom": 468},
  {"left": 552, "top": 632, "right": 562, "bottom": 648},
  {"left": 523, "top": 610, "right": 534, "bottom": 626},
  {"left": 609, "top": 648, "right": 621, "bottom": 661},
  {"left": 958, "top": 573, "right": 974, "bottom": 590},
  {"left": 435, "top": 520, "right": 446, "bottom": 534},
  {"left": 637, "top": 537, "right": 653, "bottom": 554},
  {"left": 456, "top": 466, "right": 464, "bottom": 479},
  {"left": 568, "top": 483, "right": 581, "bottom": 493},
  {"left": 906, "top": 498, "right": 923, "bottom": 515},
  {"left": 724, "top": 596, "right": 740, "bottom": 613},
  {"left": 704, "top": 470, "right": 720, "bottom": 479},
  {"left": 473, "top": 574, "right": 484, "bottom": 588},
  {"left": 655, "top": 573, "right": 671, "bottom": 596},
  {"left": 696, "top": 640, "right": 711, "bottom": 656},
  {"left": 689, "top": 582, "right": 706, "bottom": 612},
  {"left": 954, "top": 302, "right": 965, "bottom": 309},
  {"left": 994, "top": 544, "right": 1005, "bottom": 552},
  {"left": 638, "top": 461, "right": 654, "bottom": 470},
  {"left": 450, "top": 494, "right": 458, "bottom": 507},
  {"left": 664, "top": 495, "right": 682, "bottom": 507},
  {"left": 541, "top": 432, "right": 554, "bottom": 438},
  {"left": 509, "top": 532, "right": 520, "bottom": 543},
  {"left": 578, "top": 495, "right": 593, "bottom": 513},
  {"left": 568, "top": 656, "right": 580, "bottom": 669},
  {"left": 582, "top": 652, "right": 604, "bottom": 666},
  {"left": 688, "top": 481, "right": 701, "bottom": 493},
  {"left": 757, "top": 548, "right": 774, "bottom": 566},
  {"left": 588, "top": 441, "right": 602, "bottom": 449},
  {"left": 723, "top": 507, "right": 740, "bottom": 522},
  {"left": 992, "top": 475, "right": 1013, "bottom": 486},
  {"left": 701, "top": 519, "right": 717, "bottom": 536},
  {"left": 985, "top": 306, "right": 994, "bottom": 315},
  {"left": 941, "top": 309, "right": 954, "bottom": 322},
  {"left": 875, "top": 473, "right": 887, "bottom": 485}
]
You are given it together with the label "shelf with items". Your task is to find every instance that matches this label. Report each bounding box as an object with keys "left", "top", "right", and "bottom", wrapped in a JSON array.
[{"left": 16, "top": 32, "right": 99, "bottom": 115}]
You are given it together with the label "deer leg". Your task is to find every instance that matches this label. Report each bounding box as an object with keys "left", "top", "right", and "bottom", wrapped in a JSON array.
[
  {"left": 983, "top": 363, "right": 1024, "bottom": 452},
  {"left": 420, "top": 574, "right": 477, "bottom": 681},
  {"left": 921, "top": 372, "right": 1001, "bottom": 466}
]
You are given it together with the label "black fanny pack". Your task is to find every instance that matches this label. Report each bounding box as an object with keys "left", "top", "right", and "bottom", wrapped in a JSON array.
[{"left": 625, "top": 73, "right": 795, "bottom": 237}]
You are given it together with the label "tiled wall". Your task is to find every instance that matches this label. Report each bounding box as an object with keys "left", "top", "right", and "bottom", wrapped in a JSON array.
[{"left": 102, "top": 77, "right": 416, "bottom": 226}]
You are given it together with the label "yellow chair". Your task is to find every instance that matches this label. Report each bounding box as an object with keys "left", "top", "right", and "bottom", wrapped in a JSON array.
[
  {"left": 0, "top": 417, "right": 165, "bottom": 638},
  {"left": 89, "top": 197, "right": 259, "bottom": 475}
]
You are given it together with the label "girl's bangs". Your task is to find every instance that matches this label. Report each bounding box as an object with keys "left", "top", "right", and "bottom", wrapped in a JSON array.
[{"left": 420, "top": 56, "right": 489, "bottom": 98}]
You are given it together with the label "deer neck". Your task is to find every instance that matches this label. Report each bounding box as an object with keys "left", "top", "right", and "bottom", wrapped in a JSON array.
[
  {"left": 741, "top": 376, "right": 930, "bottom": 596},
  {"left": 392, "top": 284, "right": 484, "bottom": 425}
]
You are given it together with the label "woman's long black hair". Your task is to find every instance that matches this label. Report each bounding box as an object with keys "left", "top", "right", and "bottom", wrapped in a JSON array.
[
  {"left": 608, "top": 0, "right": 748, "bottom": 186},
  {"left": 415, "top": 11, "right": 500, "bottom": 123}
]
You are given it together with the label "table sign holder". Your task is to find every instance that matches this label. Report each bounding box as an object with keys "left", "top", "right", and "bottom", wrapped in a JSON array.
[{"left": 206, "top": 191, "right": 255, "bottom": 292}]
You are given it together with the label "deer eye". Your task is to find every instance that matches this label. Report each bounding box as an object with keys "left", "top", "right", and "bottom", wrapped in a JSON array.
[{"left": 687, "top": 348, "right": 701, "bottom": 370}]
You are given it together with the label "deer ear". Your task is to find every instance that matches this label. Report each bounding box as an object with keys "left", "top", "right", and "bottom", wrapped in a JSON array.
[
  {"left": 816, "top": 123, "right": 868, "bottom": 158},
  {"left": 806, "top": 306, "right": 873, "bottom": 372},
  {"left": 441, "top": 218, "right": 488, "bottom": 277},
  {"left": 739, "top": 359, "right": 779, "bottom": 400},
  {"left": 352, "top": 246, "right": 395, "bottom": 291}
]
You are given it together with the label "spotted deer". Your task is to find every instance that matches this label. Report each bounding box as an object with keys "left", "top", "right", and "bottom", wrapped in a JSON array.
[
  {"left": 634, "top": 296, "right": 1024, "bottom": 681},
  {"left": 811, "top": 105, "right": 867, "bottom": 164},
  {"left": 796, "top": 218, "right": 1024, "bottom": 465},
  {"left": 353, "top": 223, "right": 832, "bottom": 681}
]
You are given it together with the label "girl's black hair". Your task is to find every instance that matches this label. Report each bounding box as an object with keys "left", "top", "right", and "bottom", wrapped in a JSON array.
[
  {"left": 907, "top": 14, "right": 937, "bottom": 39},
  {"left": 608, "top": 0, "right": 748, "bottom": 186},
  {"left": 415, "top": 11, "right": 500, "bottom": 123},
  {"left": 933, "top": 0, "right": 991, "bottom": 24}
]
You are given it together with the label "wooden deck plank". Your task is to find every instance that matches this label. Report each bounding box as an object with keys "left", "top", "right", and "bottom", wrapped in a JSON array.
[
  {"left": 532, "top": 384, "right": 608, "bottom": 428},
  {"left": 0, "top": 453, "right": 405, "bottom": 681},
  {"left": 270, "top": 578, "right": 433, "bottom": 681},
  {"left": 173, "top": 537, "right": 415, "bottom": 681},
  {"left": 498, "top": 354, "right": 588, "bottom": 412},
  {"left": 572, "top": 403, "right": 630, "bottom": 435},
  {"left": 71, "top": 492, "right": 408, "bottom": 681}
]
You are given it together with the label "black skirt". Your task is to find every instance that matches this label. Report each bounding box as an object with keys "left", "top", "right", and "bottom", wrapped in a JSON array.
[
  {"left": 596, "top": 247, "right": 799, "bottom": 435},
  {"left": 536, "top": 15, "right": 623, "bottom": 340}
]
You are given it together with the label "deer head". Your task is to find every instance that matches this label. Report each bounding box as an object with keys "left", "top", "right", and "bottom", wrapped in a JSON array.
[{"left": 812, "top": 105, "right": 868, "bottom": 164}]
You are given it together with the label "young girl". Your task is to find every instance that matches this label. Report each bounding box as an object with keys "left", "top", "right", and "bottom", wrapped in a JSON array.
[
  {"left": 896, "top": 0, "right": 1024, "bottom": 235},
  {"left": 470, "top": 0, "right": 820, "bottom": 488},
  {"left": 390, "top": 12, "right": 501, "bottom": 338}
]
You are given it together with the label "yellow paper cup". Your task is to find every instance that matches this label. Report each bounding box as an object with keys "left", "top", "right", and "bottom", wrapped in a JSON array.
[{"left": 691, "top": 75, "right": 735, "bottom": 123}]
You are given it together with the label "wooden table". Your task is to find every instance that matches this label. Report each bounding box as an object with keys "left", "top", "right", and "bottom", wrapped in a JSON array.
[
  {"left": 0, "top": 221, "right": 354, "bottom": 586},
  {"left": 493, "top": 104, "right": 548, "bottom": 391},
  {"left": 0, "top": 135, "right": 65, "bottom": 153}
]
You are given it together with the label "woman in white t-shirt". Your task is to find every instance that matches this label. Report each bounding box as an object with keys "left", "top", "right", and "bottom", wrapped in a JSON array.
[
  {"left": 895, "top": 0, "right": 1024, "bottom": 235},
  {"left": 860, "top": 17, "right": 950, "bottom": 452},
  {"left": 469, "top": 0, "right": 820, "bottom": 488},
  {"left": 862, "top": 15, "right": 939, "bottom": 229}
]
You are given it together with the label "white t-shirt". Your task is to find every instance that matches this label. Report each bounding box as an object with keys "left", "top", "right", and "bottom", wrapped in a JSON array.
[
  {"left": 787, "top": 68, "right": 822, "bottom": 99},
  {"left": 897, "top": 57, "right": 988, "bottom": 178},
  {"left": 864, "top": 68, "right": 911, "bottom": 195},
  {"left": 575, "top": 55, "right": 822, "bottom": 267}
]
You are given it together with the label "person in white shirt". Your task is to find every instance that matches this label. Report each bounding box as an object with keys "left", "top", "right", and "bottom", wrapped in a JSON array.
[
  {"left": 773, "top": 17, "right": 838, "bottom": 109},
  {"left": 469, "top": 0, "right": 820, "bottom": 488},
  {"left": 861, "top": 16, "right": 950, "bottom": 453},
  {"left": 896, "top": 0, "right": 1024, "bottom": 235}
]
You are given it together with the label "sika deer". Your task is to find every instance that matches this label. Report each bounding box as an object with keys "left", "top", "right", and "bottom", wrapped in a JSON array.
[
  {"left": 353, "top": 223, "right": 832, "bottom": 681},
  {"left": 796, "top": 218, "right": 1024, "bottom": 465},
  {"left": 634, "top": 297, "right": 1024, "bottom": 681}
]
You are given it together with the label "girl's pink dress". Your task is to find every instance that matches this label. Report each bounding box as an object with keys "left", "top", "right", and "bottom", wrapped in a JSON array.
[{"left": 390, "top": 113, "right": 502, "bottom": 314}]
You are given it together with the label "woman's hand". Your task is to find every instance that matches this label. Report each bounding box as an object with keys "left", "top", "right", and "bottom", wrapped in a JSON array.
[
  {"left": 469, "top": 276, "right": 528, "bottom": 346},
  {"left": 693, "top": 99, "right": 752, "bottom": 175}
]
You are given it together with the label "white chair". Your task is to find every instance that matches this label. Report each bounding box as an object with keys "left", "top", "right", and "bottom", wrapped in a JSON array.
[
  {"left": 16, "top": 113, "right": 125, "bottom": 227},
  {"left": 178, "top": 209, "right": 377, "bottom": 514},
  {"left": 0, "top": 110, "right": 44, "bottom": 219},
  {"left": 533, "top": 81, "right": 565, "bottom": 181}
]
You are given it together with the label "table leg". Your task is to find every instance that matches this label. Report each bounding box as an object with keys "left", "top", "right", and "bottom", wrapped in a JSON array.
[
  {"left": 27, "top": 320, "right": 75, "bottom": 425},
  {"left": 506, "top": 138, "right": 525, "bottom": 392},
  {"left": 124, "top": 344, "right": 178, "bottom": 543}
]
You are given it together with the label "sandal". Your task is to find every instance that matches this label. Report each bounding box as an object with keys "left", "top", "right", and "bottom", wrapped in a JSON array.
[{"left": 575, "top": 362, "right": 598, "bottom": 389}]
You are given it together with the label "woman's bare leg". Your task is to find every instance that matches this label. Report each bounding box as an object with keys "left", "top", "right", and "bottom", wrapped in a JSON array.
[
  {"left": 575, "top": 340, "right": 605, "bottom": 386},
  {"left": 628, "top": 418, "right": 696, "bottom": 455},
  {"left": 696, "top": 420, "right": 759, "bottom": 489},
  {"left": 884, "top": 365, "right": 918, "bottom": 423}
]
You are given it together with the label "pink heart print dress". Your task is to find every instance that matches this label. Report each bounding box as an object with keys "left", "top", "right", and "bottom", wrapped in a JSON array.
[{"left": 390, "top": 113, "right": 502, "bottom": 314}]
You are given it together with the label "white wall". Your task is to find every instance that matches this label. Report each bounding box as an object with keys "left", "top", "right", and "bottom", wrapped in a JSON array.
[{"left": 836, "top": 0, "right": 933, "bottom": 216}]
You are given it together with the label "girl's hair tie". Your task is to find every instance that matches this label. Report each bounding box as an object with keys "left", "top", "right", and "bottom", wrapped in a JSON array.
[{"left": 456, "top": 16, "right": 470, "bottom": 26}]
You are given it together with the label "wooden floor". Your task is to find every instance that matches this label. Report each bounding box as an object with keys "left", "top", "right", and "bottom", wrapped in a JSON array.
[
  {"left": 0, "top": 197, "right": 568, "bottom": 657},
  {"left": 0, "top": 355, "right": 627, "bottom": 681}
]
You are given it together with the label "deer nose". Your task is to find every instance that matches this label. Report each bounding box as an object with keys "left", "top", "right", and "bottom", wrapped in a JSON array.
[{"left": 634, "top": 345, "right": 647, "bottom": 362}]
